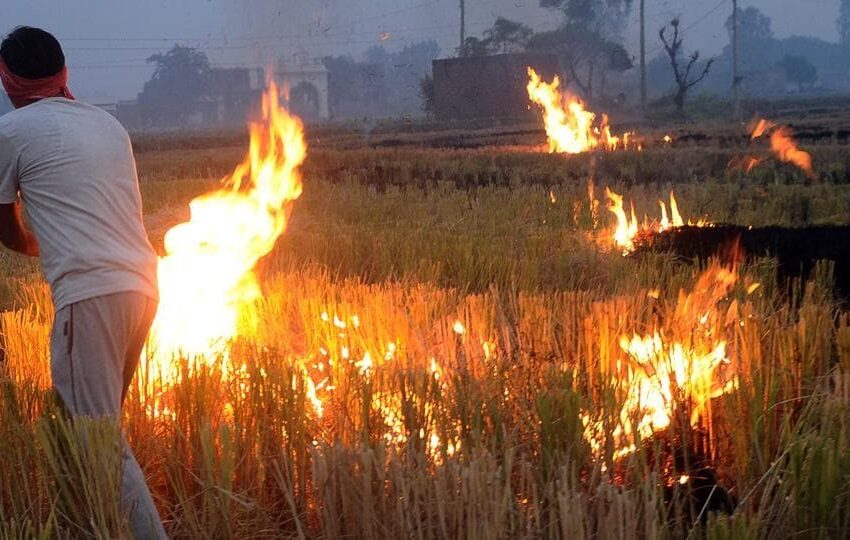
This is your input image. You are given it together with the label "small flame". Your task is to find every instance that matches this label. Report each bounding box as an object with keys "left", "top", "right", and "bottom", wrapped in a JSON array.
[
  {"left": 750, "top": 118, "right": 814, "bottom": 178},
  {"left": 605, "top": 188, "right": 639, "bottom": 254},
  {"left": 527, "top": 67, "right": 632, "bottom": 154},
  {"left": 605, "top": 188, "right": 707, "bottom": 254}
]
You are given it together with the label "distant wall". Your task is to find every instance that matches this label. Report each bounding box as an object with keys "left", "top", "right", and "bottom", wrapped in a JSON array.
[{"left": 433, "top": 53, "right": 560, "bottom": 121}]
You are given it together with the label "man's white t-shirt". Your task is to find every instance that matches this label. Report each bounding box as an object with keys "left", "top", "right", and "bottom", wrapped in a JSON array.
[{"left": 0, "top": 98, "right": 158, "bottom": 310}]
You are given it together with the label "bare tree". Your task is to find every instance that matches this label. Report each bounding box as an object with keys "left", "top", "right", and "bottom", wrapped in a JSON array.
[{"left": 659, "top": 18, "right": 714, "bottom": 111}]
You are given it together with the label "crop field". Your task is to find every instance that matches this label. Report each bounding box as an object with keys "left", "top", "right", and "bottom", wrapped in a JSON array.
[{"left": 3, "top": 106, "right": 850, "bottom": 539}]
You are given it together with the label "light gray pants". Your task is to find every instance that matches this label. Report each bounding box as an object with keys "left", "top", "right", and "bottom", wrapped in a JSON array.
[{"left": 51, "top": 291, "right": 167, "bottom": 540}]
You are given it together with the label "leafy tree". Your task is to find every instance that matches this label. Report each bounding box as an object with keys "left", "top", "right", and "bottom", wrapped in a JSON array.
[
  {"left": 327, "top": 41, "right": 439, "bottom": 118},
  {"left": 458, "top": 18, "right": 532, "bottom": 57},
  {"left": 459, "top": 37, "right": 492, "bottom": 57},
  {"left": 534, "top": 0, "right": 634, "bottom": 100},
  {"left": 839, "top": 0, "right": 850, "bottom": 45},
  {"left": 324, "top": 54, "right": 387, "bottom": 118},
  {"left": 527, "top": 24, "right": 631, "bottom": 100},
  {"left": 540, "top": 0, "right": 634, "bottom": 37},
  {"left": 659, "top": 18, "right": 714, "bottom": 111},
  {"left": 138, "top": 45, "right": 211, "bottom": 125},
  {"left": 779, "top": 54, "right": 817, "bottom": 92},
  {"left": 483, "top": 18, "right": 533, "bottom": 54},
  {"left": 725, "top": 6, "right": 773, "bottom": 43}
]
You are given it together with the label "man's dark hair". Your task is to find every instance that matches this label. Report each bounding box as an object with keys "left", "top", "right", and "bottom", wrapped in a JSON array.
[{"left": 0, "top": 26, "right": 65, "bottom": 79}]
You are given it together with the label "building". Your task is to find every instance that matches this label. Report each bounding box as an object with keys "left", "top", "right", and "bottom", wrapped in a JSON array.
[
  {"left": 275, "top": 59, "right": 329, "bottom": 122},
  {"left": 206, "top": 67, "right": 265, "bottom": 125},
  {"left": 432, "top": 53, "right": 561, "bottom": 121}
]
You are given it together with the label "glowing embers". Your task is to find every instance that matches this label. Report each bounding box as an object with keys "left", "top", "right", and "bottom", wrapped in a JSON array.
[
  {"left": 305, "top": 311, "right": 464, "bottom": 461},
  {"left": 148, "top": 80, "right": 306, "bottom": 379},
  {"left": 527, "top": 67, "right": 633, "bottom": 154}
]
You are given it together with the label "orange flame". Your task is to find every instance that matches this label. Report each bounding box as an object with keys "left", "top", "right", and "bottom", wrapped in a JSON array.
[
  {"left": 527, "top": 67, "right": 632, "bottom": 154},
  {"left": 605, "top": 188, "right": 639, "bottom": 253},
  {"left": 750, "top": 118, "right": 814, "bottom": 178},
  {"left": 583, "top": 263, "right": 740, "bottom": 459},
  {"left": 149, "top": 81, "right": 306, "bottom": 374},
  {"left": 605, "top": 189, "right": 704, "bottom": 254}
]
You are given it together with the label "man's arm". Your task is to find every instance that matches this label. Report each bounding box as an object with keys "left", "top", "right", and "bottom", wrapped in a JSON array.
[{"left": 0, "top": 201, "right": 38, "bottom": 257}]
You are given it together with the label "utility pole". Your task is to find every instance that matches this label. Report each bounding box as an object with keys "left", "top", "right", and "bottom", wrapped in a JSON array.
[
  {"left": 640, "top": 0, "right": 646, "bottom": 110},
  {"left": 460, "top": 0, "right": 466, "bottom": 56},
  {"left": 732, "top": 0, "right": 740, "bottom": 119}
]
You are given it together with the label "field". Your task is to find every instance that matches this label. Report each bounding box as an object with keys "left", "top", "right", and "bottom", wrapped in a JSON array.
[{"left": 2, "top": 110, "right": 850, "bottom": 539}]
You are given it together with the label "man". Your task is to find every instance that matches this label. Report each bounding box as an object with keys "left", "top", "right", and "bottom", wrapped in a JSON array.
[{"left": 0, "top": 27, "right": 166, "bottom": 539}]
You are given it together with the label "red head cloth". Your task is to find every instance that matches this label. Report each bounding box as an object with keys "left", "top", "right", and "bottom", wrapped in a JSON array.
[{"left": 0, "top": 58, "right": 74, "bottom": 105}]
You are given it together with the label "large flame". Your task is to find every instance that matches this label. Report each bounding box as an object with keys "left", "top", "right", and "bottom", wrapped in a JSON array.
[
  {"left": 149, "top": 81, "right": 306, "bottom": 372},
  {"left": 583, "top": 263, "right": 741, "bottom": 459},
  {"left": 604, "top": 188, "right": 706, "bottom": 254},
  {"left": 527, "top": 67, "right": 632, "bottom": 154},
  {"left": 750, "top": 118, "right": 814, "bottom": 178}
]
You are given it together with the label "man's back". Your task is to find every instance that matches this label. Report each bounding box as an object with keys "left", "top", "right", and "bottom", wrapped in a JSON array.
[{"left": 0, "top": 97, "right": 158, "bottom": 309}]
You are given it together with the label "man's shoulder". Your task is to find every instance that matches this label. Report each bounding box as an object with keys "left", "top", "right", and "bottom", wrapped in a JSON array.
[
  {"left": 0, "top": 99, "right": 127, "bottom": 140},
  {"left": 0, "top": 99, "right": 60, "bottom": 134},
  {"left": 0, "top": 105, "right": 30, "bottom": 133}
]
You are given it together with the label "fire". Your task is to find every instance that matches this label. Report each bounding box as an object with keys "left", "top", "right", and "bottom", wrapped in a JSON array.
[
  {"left": 527, "top": 67, "right": 632, "bottom": 154},
  {"left": 149, "top": 81, "right": 306, "bottom": 374},
  {"left": 605, "top": 188, "right": 639, "bottom": 253},
  {"left": 604, "top": 188, "right": 704, "bottom": 254},
  {"left": 750, "top": 118, "right": 814, "bottom": 178},
  {"left": 583, "top": 263, "right": 740, "bottom": 459}
]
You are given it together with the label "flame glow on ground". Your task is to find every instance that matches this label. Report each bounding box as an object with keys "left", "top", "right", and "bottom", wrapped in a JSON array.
[
  {"left": 527, "top": 67, "right": 633, "bottom": 154},
  {"left": 582, "top": 262, "right": 743, "bottom": 459},
  {"left": 149, "top": 81, "right": 306, "bottom": 375},
  {"left": 142, "top": 80, "right": 736, "bottom": 471}
]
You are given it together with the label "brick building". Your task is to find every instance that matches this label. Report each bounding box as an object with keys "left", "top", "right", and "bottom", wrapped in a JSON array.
[{"left": 432, "top": 53, "right": 561, "bottom": 121}]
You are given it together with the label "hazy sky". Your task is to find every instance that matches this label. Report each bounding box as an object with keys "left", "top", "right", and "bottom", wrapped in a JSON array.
[{"left": 0, "top": 0, "right": 841, "bottom": 101}]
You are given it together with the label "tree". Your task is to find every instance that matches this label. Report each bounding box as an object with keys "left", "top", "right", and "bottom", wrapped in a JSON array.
[
  {"left": 839, "top": 0, "right": 850, "bottom": 45},
  {"left": 323, "top": 54, "right": 390, "bottom": 118},
  {"left": 725, "top": 6, "right": 773, "bottom": 43},
  {"left": 138, "top": 45, "right": 211, "bottom": 125},
  {"left": 659, "top": 19, "right": 715, "bottom": 111},
  {"left": 540, "top": 0, "right": 634, "bottom": 38},
  {"left": 527, "top": 24, "right": 631, "bottom": 100},
  {"left": 459, "top": 37, "right": 491, "bottom": 57},
  {"left": 339, "top": 41, "right": 439, "bottom": 117},
  {"left": 535, "top": 0, "right": 634, "bottom": 101},
  {"left": 779, "top": 54, "right": 817, "bottom": 92},
  {"left": 457, "top": 18, "right": 532, "bottom": 57},
  {"left": 483, "top": 18, "right": 533, "bottom": 54}
]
